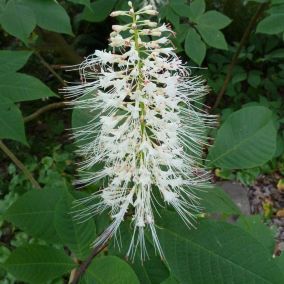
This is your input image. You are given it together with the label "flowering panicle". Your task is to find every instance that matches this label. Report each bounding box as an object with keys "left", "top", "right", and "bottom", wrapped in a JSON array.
[{"left": 63, "top": 2, "right": 215, "bottom": 260}]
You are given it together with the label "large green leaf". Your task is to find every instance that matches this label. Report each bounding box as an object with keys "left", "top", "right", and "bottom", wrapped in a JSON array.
[
  {"left": 196, "top": 11, "right": 231, "bottom": 29},
  {"left": 196, "top": 24, "right": 228, "bottom": 50},
  {"left": 197, "top": 186, "right": 241, "bottom": 215},
  {"left": 82, "top": 256, "right": 139, "bottom": 284},
  {"left": 207, "top": 106, "right": 277, "bottom": 169},
  {"left": 159, "top": 211, "right": 284, "bottom": 284},
  {"left": 185, "top": 27, "right": 206, "bottom": 66},
  {"left": 0, "top": 0, "right": 36, "bottom": 44},
  {"left": 0, "top": 73, "right": 56, "bottom": 102},
  {"left": 5, "top": 188, "right": 63, "bottom": 243},
  {"left": 54, "top": 190, "right": 96, "bottom": 260},
  {"left": 24, "top": 0, "right": 73, "bottom": 35},
  {"left": 81, "top": 0, "right": 117, "bottom": 22},
  {"left": 256, "top": 14, "right": 284, "bottom": 35},
  {"left": 3, "top": 245, "right": 75, "bottom": 284},
  {"left": 236, "top": 215, "right": 275, "bottom": 250},
  {"left": 0, "top": 97, "right": 26, "bottom": 144},
  {"left": 0, "top": 51, "right": 32, "bottom": 73}
]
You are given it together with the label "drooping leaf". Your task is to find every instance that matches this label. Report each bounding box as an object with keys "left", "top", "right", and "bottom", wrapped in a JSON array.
[
  {"left": 0, "top": 73, "right": 57, "bottom": 102},
  {"left": 185, "top": 27, "right": 206, "bottom": 65},
  {"left": 54, "top": 190, "right": 96, "bottom": 260},
  {"left": 0, "top": 51, "right": 32, "bottom": 73},
  {"left": 4, "top": 245, "right": 75, "bottom": 284},
  {"left": 189, "top": 0, "right": 205, "bottom": 19},
  {"left": 24, "top": 0, "right": 73, "bottom": 35},
  {"left": 196, "top": 25, "right": 228, "bottom": 50},
  {"left": 207, "top": 106, "right": 277, "bottom": 169},
  {"left": 170, "top": 3, "right": 192, "bottom": 18},
  {"left": 82, "top": 256, "right": 140, "bottom": 284},
  {"left": 0, "top": 0, "right": 36, "bottom": 44},
  {"left": 256, "top": 14, "right": 284, "bottom": 35},
  {"left": 196, "top": 11, "right": 231, "bottom": 29},
  {"left": 158, "top": 211, "right": 284, "bottom": 284},
  {"left": 0, "top": 97, "right": 27, "bottom": 144},
  {"left": 5, "top": 188, "right": 63, "bottom": 243},
  {"left": 161, "top": 5, "right": 180, "bottom": 28}
]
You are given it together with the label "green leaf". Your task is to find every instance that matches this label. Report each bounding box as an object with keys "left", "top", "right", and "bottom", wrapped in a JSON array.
[
  {"left": 248, "top": 70, "right": 261, "bottom": 88},
  {"left": 265, "top": 48, "right": 284, "bottom": 60},
  {"left": 24, "top": 0, "right": 73, "bottom": 35},
  {"left": 272, "top": 0, "right": 284, "bottom": 4},
  {"left": 81, "top": 0, "right": 117, "bottom": 23},
  {"left": 197, "top": 186, "right": 241, "bottom": 215},
  {"left": 163, "top": 6, "right": 180, "bottom": 28},
  {"left": 54, "top": 190, "right": 96, "bottom": 260},
  {"left": 196, "top": 11, "right": 232, "bottom": 29},
  {"left": 83, "top": 256, "right": 139, "bottom": 284},
  {"left": 0, "top": 97, "right": 27, "bottom": 144},
  {"left": 5, "top": 188, "right": 63, "bottom": 243},
  {"left": 196, "top": 25, "right": 228, "bottom": 50},
  {"left": 208, "top": 106, "right": 277, "bottom": 169},
  {"left": 232, "top": 72, "right": 247, "bottom": 85},
  {"left": 4, "top": 245, "right": 75, "bottom": 284},
  {"left": 236, "top": 215, "right": 275, "bottom": 250},
  {"left": 162, "top": 276, "right": 180, "bottom": 284},
  {"left": 170, "top": 3, "right": 192, "bottom": 18},
  {"left": 185, "top": 27, "right": 206, "bottom": 65},
  {"left": 256, "top": 14, "right": 284, "bottom": 35},
  {"left": 189, "top": 0, "right": 205, "bottom": 19},
  {"left": 0, "top": 0, "right": 36, "bottom": 44},
  {"left": 0, "top": 51, "right": 32, "bottom": 73},
  {"left": 159, "top": 211, "right": 284, "bottom": 284},
  {"left": 0, "top": 73, "right": 57, "bottom": 102}
]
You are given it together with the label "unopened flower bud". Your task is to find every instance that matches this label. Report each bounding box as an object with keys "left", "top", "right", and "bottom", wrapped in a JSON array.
[
  {"left": 148, "top": 21, "right": 157, "bottom": 27},
  {"left": 112, "top": 25, "right": 128, "bottom": 32},
  {"left": 150, "top": 31, "right": 161, "bottom": 36},
  {"left": 144, "top": 10, "right": 158, "bottom": 15},
  {"left": 110, "top": 11, "right": 126, "bottom": 17}
]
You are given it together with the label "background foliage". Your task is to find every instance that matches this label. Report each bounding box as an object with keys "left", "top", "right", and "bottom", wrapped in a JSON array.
[{"left": 0, "top": 0, "right": 283, "bottom": 283}]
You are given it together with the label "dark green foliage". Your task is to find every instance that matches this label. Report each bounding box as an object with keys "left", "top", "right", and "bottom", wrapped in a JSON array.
[{"left": 0, "top": 0, "right": 284, "bottom": 283}]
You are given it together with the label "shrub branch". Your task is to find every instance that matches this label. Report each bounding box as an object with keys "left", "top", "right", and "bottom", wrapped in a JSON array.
[{"left": 212, "top": 2, "right": 267, "bottom": 110}]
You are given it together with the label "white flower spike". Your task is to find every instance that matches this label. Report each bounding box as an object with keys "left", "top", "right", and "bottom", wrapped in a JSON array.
[{"left": 63, "top": 2, "right": 215, "bottom": 261}]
